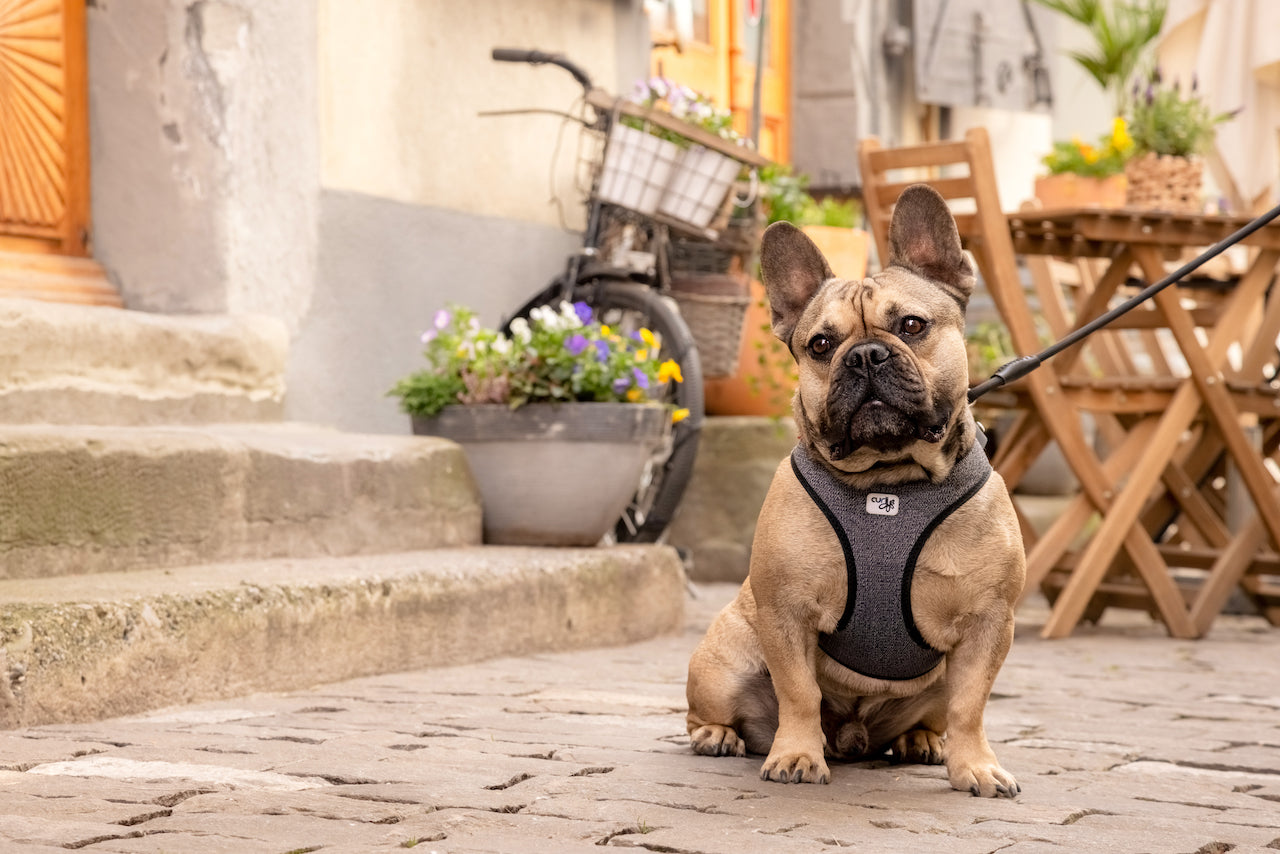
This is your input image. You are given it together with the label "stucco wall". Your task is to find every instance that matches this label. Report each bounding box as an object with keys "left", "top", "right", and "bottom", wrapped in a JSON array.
[
  {"left": 319, "top": 0, "right": 624, "bottom": 230},
  {"left": 88, "top": 0, "right": 319, "bottom": 326},
  {"left": 87, "top": 0, "right": 646, "bottom": 434}
]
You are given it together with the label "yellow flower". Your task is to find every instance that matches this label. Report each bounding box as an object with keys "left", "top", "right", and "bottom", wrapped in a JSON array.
[
  {"left": 600, "top": 324, "right": 611, "bottom": 336},
  {"left": 1080, "top": 142, "right": 1099, "bottom": 163},
  {"left": 636, "top": 349, "right": 649, "bottom": 362},
  {"left": 671, "top": 407, "right": 690, "bottom": 424},
  {"left": 640, "top": 328, "right": 658, "bottom": 349},
  {"left": 626, "top": 387, "right": 643, "bottom": 402},
  {"left": 658, "top": 359, "right": 683, "bottom": 384},
  {"left": 1111, "top": 116, "right": 1133, "bottom": 152}
]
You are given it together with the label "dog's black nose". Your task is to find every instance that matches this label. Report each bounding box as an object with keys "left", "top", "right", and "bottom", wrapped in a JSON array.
[{"left": 844, "top": 341, "right": 891, "bottom": 370}]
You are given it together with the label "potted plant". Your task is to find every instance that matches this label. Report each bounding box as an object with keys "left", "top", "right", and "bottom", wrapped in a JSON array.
[
  {"left": 1035, "top": 118, "right": 1134, "bottom": 208},
  {"left": 389, "top": 303, "right": 686, "bottom": 546},
  {"left": 1123, "top": 71, "right": 1237, "bottom": 212},
  {"left": 1029, "top": 0, "right": 1164, "bottom": 208}
]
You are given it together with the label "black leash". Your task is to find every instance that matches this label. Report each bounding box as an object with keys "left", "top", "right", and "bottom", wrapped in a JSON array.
[{"left": 968, "top": 200, "right": 1280, "bottom": 404}]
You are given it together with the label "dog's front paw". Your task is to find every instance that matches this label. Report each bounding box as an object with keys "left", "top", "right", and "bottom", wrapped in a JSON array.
[
  {"left": 947, "top": 758, "right": 1019, "bottom": 798},
  {"left": 890, "top": 728, "right": 944, "bottom": 765},
  {"left": 761, "top": 746, "right": 830, "bottom": 784},
  {"left": 690, "top": 724, "right": 747, "bottom": 758}
]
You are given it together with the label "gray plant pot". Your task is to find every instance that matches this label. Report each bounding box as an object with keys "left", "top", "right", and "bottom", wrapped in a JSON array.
[{"left": 411, "top": 403, "right": 670, "bottom": 546}]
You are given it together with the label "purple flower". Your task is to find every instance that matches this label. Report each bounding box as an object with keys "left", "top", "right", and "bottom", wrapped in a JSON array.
[
  {"left": 433, "top": 308, "right": 451, "bottom": 330},
  {"left": 573, "top": 301, "right": 592, "bottom": 324},
  {"left": 612, "top": 376, "right": 631, "bottom": 394},
  {"left": 420, "top": 329, "right": 437, "bottom": 344},
  {"left": 632, "top": 367, "right": 649, "bottom": 390},
  {"left": 565, "top": 334, "right": 588, "bottom": 356},
  {"left": 593, "top": 340, "right": 610, "bottom": 362}
]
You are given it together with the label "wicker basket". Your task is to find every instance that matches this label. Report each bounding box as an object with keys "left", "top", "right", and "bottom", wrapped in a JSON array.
[
  {"left": 668, "top": 217, "right": 761, "bottom": 275},
  {"left": 669, "top": 272, "right": 751, "bottom": 378},
  {"left": 1124, "top": 153, "right": 1204, "bottom": 213}
]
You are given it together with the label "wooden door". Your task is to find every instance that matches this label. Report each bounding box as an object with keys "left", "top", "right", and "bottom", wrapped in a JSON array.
[
  {"left": 648, "top": 0, "right": 790, "bottom": 162},
  {"left": 0, "top": 0, "right": 117, "bottom": 305}
]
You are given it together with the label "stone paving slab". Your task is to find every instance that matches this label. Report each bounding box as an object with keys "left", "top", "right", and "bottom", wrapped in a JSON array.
[{"left": 0, "top": 584, "right": 1278, "bottom": 853}]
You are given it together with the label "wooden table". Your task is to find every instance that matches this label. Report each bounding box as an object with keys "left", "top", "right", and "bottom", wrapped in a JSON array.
[{"left": 992, "top": 207, "right": 1280, "bottom": 638}]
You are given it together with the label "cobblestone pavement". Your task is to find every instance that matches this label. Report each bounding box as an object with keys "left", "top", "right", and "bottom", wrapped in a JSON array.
[{"left": 1, "top": 583, "right": 1279, "bottom": 853}]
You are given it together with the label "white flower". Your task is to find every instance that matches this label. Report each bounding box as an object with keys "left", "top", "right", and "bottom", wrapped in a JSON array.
[
  {"left": 558, "top": 301, "right": 584, "bottom": 327},
  {"left": 509, "top": 317, "right": 532, "bottom": 344},
  {"left": 491, "top": 337, "right": 512, "bottom": 355}
]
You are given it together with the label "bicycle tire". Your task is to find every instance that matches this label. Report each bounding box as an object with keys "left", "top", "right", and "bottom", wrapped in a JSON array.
[{"left": 505, "top": 276, "right": 704, "bottom": 544}]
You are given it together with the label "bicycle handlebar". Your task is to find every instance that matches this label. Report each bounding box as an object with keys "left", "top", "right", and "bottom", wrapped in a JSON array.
[{"left": 491, "top": 48, "right": 594, "bottom": 93}]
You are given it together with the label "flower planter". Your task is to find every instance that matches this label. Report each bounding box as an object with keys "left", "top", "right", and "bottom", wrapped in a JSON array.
[
  {"left": 597, "top": 123, "right": 682, "bottom": 216},
  {"left": 1034, "top": 173, "right": 1128, "bottom": 209},
  {"left": 411, "top": 402, "right": 669, "bottom": 546},
  {"left": 659, "top": 145, "right": 741, "bottom": 229},
  {"left": 1124, "top": 153, "right": 1204, "bottom": 213}
]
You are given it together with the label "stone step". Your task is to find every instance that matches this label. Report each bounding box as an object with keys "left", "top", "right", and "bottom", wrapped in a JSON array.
[
  {"left": 0, "top": 423, "right": 481, "bottom": 578},
  {"left": 0, "top": 297, "right": 287, "bottom": 424},
  {"left": 0, "top": 545, "right": 686, "bottom": 728}
]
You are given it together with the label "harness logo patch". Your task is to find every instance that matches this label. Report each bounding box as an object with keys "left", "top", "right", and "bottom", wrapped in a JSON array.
[{"left": 866, "top": 493, "right": 899, "bottom": 516}]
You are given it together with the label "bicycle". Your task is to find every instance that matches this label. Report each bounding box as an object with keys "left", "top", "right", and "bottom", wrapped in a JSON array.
[{"left": 490, "top": 48, "right": 771, "bottom": 544}]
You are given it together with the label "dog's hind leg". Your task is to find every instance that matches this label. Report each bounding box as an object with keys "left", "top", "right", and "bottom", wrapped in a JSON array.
[{"left": 686, "top": 604, "right": 778, "bottom": 758}]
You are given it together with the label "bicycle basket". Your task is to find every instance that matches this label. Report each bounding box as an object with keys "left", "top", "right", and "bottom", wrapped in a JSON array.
[
  {"left": 658, "top": 145, "right": 742, "bottom": 230},
  {"left": 596, "top": 123, "right": 682, "bottom": 216},
  {"left": 669, "top": 272, "right": 751, "bottom": 378}
]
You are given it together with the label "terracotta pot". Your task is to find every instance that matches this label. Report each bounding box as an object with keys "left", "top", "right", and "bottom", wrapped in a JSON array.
[
  {"left": 411, "top": 403, "right": 668, "bottom": 546},
  {"left": 704, "top": 227, "right": 869, "bottom": 417},
  {"left": 1033, "top": 173, "right": 1128, "bottom": 209}
]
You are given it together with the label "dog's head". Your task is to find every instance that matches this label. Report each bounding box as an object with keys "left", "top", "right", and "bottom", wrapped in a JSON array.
[{"left": 761, "top": 184, "right": 977, "bottom": 485}]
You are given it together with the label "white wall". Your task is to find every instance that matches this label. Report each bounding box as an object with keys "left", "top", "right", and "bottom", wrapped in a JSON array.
[{"left": 319, "top": 0, "right": 622, "bottom": 229}]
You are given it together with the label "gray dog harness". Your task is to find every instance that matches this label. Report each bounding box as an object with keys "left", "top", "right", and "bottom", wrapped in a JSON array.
[{"left": 790, "top": 437, "right": 992, "bottom": 681}]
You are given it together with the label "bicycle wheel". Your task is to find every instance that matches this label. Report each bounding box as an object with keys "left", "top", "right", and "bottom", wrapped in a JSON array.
[{"left": 505, "top": 276, "right": 704, "bottom": 544}]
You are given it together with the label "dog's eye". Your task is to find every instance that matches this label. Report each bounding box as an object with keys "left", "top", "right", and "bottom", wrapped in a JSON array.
[
  {"left": 808, "top": 335, "right": 833, "bottom": 358},
  {"left": 900, "top": 316, "right": 927, "bottom": 337}
]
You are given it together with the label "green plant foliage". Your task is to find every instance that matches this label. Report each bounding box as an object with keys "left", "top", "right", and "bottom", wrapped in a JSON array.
[
  {"left": 1029, "top": 0, "right": 1167, "bottom": 113},
  {"left": 758, "top": 164, "right": 860, "bottom": 227},
  {"left": 1127, "top": 72, "right": 1237, "bottom": 157},
  {"left": 1042, "top": 117, "right": 1135, "bottom": 177},
  {"left": 388, "top": 304, "right": 686, "bottom": 419}
]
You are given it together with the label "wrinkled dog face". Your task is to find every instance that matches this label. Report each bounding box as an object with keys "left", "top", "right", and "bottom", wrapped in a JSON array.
[{"left": 761, "top": 185, "right": 976, "bottom": 478}]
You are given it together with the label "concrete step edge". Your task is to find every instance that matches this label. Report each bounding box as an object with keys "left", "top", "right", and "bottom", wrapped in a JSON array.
[
  {"left": 0, "top": 545, "right": 687, "bottom": 729},
  {"left": 0, "top": 297, "right": 287, "bottom": 425},
  {"left": 0, "top": 423, "right": 483, "bottom": 578}
]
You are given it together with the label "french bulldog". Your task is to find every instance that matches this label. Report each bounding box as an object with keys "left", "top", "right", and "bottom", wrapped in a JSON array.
[{"left": 685, "top": 184, "right": 1025, "bottom": 797}]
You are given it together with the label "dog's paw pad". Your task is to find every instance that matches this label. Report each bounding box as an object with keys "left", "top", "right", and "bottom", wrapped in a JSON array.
[{"left": 690, "top": 725, "right": 747, "bottom": 758}]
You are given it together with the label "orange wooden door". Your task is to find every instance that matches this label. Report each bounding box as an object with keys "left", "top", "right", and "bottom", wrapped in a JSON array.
[
  {"left": 0, "top": 0, "right": 117, "bottom": 305},
  {"left": 648, "top": 0, "right": 790, "bottom": 162}
]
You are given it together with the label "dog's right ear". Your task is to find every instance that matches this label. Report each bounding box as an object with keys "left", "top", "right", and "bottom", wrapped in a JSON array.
[{"left": 760, "top": 221, "right": 833, "bottom": 346}]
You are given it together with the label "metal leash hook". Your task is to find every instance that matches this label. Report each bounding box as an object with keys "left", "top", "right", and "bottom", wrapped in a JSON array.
[{"left": 968, "top": 200, "right": 1280, "bottom": 405}]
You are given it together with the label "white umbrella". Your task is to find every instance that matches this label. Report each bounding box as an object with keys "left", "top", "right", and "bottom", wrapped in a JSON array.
[{"left": 1158, "top": 0, "right": 1280, "bottom": 212}]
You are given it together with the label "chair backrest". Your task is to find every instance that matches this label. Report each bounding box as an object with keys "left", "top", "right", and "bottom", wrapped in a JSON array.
[{"left": 857, "top": 127, "right": 1036, "bottom": 360}]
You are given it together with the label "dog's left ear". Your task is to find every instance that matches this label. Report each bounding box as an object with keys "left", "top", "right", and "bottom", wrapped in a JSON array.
[
  {"left": 886, "top": 184, "right": 975, "bottom": 308},
  {"left": 760, "top": 221, "right": 834, "bottom": 346}
]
